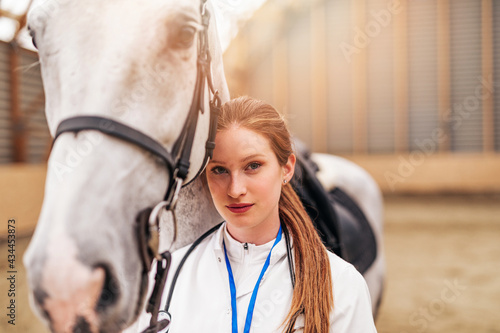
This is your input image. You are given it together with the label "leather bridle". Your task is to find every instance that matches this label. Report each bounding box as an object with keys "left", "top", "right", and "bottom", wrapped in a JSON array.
[{"left": 52, "top": 0, "right": 220, "bottom": 331}]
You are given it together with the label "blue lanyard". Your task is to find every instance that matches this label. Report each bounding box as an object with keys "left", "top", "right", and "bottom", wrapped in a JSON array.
[{"left": 223, "top": 225, "right": 283, "bottom": 333}]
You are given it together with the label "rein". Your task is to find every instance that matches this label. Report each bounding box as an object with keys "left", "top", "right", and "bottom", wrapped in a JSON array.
[{"left": 52, "top": 0, "right": 219, "bottom": 331}]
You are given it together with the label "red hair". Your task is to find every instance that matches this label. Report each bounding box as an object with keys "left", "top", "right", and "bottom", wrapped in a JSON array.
[{"left": 217, "top": 96, "right": 333, "bottom": 332}]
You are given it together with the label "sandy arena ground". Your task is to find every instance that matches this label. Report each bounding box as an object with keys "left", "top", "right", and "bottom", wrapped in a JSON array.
[{"left": 1, "top": 194, "right": 499, "bottom": 333}]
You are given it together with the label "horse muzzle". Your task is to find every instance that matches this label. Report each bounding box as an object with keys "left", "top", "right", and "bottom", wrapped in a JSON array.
[{"left": 24, "top": 229, "right": 144, "bottom": 333}]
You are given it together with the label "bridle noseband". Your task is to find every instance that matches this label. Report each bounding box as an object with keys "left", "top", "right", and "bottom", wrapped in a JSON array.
[{"left": 52, "top": 0, "right": 220, "bottom": 331}]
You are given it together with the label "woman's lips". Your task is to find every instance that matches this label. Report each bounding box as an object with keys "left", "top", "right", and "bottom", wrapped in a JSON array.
[{"left": 226, "top": 203, "right": 254, "bottom": 214}]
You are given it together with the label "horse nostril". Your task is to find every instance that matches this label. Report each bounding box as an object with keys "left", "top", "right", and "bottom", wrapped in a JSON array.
[
  {"left": 33, "top": 288, "right": 51, "bottom": 321},
  {"left": 96, "top": 264, "right": 120, "bottom": 311},
  {"left": 73, "top": 316, "right": 92, "bottom": 333},
  {"left": 38, "top": 262, "right": 105, "bottom": 333}
]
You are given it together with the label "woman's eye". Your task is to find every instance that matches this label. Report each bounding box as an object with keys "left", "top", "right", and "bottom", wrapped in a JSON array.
[
  {"left": 211, "top": 166, "right": 227, "bottom": 175},
  {"left": 173, "top": 25, "right": 197, "bottom": 49},
  {"left": 247, "top": 162, "right": 261, "bottom": 171}
]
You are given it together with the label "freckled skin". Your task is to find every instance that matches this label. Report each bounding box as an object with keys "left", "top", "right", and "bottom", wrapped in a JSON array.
[{"left": 206, "top": 125, "right": 295, "bottom": 245}]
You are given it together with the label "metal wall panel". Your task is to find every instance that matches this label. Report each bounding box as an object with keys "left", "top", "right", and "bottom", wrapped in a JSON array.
[
  {"left": 20, "top": 48, "right": 49, "bottom": 163},
  {"left": 326, "top": 0, "right": 353, "bottom": 154},
  {"left": 0, "top": 42, "right": 13, "bottom": 163},
  {"left": 249, "top": 51, "right": 274, "bottom": 108},
  {"left": 450, "top": 0, "right": 483, "bottom": 152},
  {"left": 230, "top": 0, "right": 500, "bottom": 156},
  {"left": 287, "top": 11, "right": 312, "bottom": 148},
  {"left": 494, "top": 0, "right": 500, "bottom": 151},
  {"left": 0, "top": 42, "right": 48, "bottom": 164},
  {"left": 366, "top": 0, "right": 395, "bottom": 153},
  {"left": 407, "top": 1, "right": 439, "bottom": 152}
]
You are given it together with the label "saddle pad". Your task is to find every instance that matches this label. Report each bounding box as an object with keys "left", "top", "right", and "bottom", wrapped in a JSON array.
[
  {"left": 291, "top": 146, "right": 377, "bottom": 275},
  {"left": 329, "top": 187, "right": 377, "bottom": 274}
]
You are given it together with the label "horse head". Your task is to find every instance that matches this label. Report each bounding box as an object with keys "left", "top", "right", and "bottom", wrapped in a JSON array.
[{"left": 23, "top": 0, "right": 228, "bottom": 332}]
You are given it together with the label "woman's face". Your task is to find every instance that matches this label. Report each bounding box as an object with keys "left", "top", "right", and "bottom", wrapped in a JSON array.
[{"left": 206, "top": 124, "right": 295, "bottom": 243}]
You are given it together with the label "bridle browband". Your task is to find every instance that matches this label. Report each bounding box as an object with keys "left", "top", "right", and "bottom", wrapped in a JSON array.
[{"left": 52, "top": 1, "right": 220, "bottom": 331}]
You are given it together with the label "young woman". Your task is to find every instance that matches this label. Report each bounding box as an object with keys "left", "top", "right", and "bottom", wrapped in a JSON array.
[{"left": 163, "top": 96, "right": 376, "bottom": 332}]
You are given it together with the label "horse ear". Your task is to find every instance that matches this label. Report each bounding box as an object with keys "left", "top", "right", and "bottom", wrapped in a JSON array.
[
  {"left": 205, "top": 1, "right": 230, "bottom": 102},
  {"left": 207, "top": 0, "right": 269, "bottom": 101},
  {"left": 210, "top": 0, "right": 269, "bottom": 52}
]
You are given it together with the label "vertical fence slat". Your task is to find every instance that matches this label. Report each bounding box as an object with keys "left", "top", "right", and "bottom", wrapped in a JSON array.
[
  {"left": 482, "top": 0, "right": 495, "bottom": 152},
  {"left": 437, "top": 0, "right": 451, "bottom": 152},
  {"left": 9, "top": 42, "right": 26, "bottom": 162},
  {"left": 273, "top": 37, "right": 289, "bottom": 116},
  {"left": 352, "top": 0, "right": 368, "bottom": 154},
  {"left": 394, "top": 0, "right": 409, "bottom": 152},
  {"left": 310, "top": 1, "right": 328, "bottom": 153}
]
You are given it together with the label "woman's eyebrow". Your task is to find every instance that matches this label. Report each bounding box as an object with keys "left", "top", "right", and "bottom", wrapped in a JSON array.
[
  {"left": 241, "top": 154, "right": 265, "bottom": 163},
  {"left": 208, "top": 154, "right": 265, "bottom": 165},
  {"left": 208, "top": 159, "right": 225, "bottom": 165}
]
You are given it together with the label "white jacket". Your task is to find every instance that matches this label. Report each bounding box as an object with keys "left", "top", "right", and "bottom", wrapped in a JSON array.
[{"left": 136, "top": 223, "right": 377, "bottom": 333}]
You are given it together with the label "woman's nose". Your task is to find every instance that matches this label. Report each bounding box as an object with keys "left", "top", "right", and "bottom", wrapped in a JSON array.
[{"left": 227, "top": 175, "right": 246, "bottom": 198}]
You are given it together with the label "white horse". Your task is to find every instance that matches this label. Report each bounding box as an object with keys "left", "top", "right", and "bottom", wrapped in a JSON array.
[{"left": 23, "top": 0, "right": 384, "bottom": 332}]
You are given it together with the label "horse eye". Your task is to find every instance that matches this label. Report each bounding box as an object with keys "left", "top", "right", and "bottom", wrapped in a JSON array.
[
  {"left": 173, "top": 25, "right": 197, "bottom": 49},
  {"left": 28, "top": 26, "right": 38, "bottom": 49}
]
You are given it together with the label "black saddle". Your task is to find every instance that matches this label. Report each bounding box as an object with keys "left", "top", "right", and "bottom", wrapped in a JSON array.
[{"left": 291, "top": 142, "right": 377, "bottom": 275}]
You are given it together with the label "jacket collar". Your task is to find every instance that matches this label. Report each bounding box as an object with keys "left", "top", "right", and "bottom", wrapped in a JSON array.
[{"left": 211, "top": 222, "right": 290, "bottom": 298}]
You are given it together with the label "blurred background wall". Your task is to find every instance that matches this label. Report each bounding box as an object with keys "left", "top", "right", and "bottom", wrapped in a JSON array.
[
  {"left": 1, "top": 0, "right": 500, "bottom": 194},
  {"left": 0, "top": 43, "right": 48, "bottom": 164},
  {"left": 223, "top": 0, "right": 500, "bottom": 194}
]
